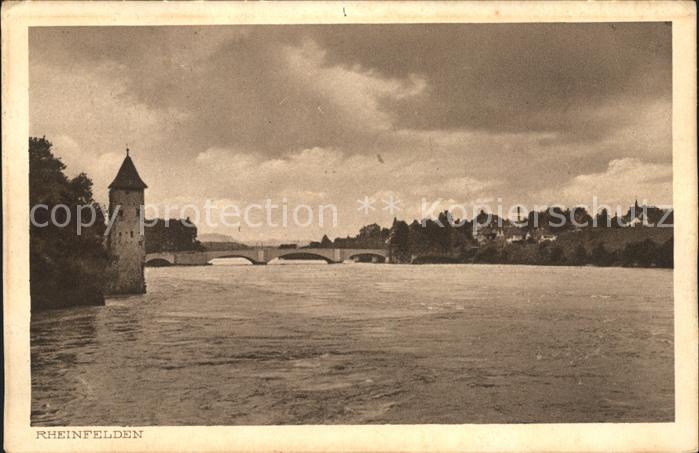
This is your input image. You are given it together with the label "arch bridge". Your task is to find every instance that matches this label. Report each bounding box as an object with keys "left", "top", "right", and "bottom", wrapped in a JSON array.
[{"left": 145, "top": 248, "right": 388, "bottom": 266}]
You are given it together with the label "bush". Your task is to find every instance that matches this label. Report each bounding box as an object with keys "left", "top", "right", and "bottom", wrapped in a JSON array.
[
  {"left": 569, "top": 243, "right": 588, "bottom": 265},
  {"left": 656, "top": 237, "right": 673, "bottom": 268},
  {"left": 590, "top": 242, "right": 615, "bottom": 266},
  {"left": 474, "top": 244, "right": 503, "bottom": 263},
  {"left": 621, "top": 239, "right": 658, "bottom": 267},
  {"left": 534, "top": 242, "right": 565, "bottom": 265},
  {"left": 549, "top": 245, "right": 565, "bottom": 264}
]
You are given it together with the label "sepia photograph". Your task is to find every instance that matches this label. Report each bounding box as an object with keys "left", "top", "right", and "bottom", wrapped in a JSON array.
[{"left": 3, "top": 1, "right": 697, "bottom": 452}]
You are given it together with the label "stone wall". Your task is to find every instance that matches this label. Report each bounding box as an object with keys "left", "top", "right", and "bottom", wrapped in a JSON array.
[{"left": 105, "top": 188, "right": 146, "bottom": 294}]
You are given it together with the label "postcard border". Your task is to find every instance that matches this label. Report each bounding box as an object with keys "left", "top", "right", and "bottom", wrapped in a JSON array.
[{"left": 3, "top": 2, "right": 697, "bottom": 452}]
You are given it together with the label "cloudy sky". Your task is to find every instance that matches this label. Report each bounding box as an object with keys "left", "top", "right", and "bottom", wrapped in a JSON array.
[{"left": 29, "top": 23, "right": 672, "bottom": 241}]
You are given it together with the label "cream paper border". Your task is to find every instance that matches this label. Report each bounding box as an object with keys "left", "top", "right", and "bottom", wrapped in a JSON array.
[{"left": 2, "top": 2, "right": 697, "bottom": 452}]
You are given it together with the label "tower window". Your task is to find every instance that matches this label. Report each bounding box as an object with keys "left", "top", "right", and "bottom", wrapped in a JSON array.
[
  {"left": 118, "top": 209, "right": 123, "bottom": 218},
  {"left": 130, "top": 230, "right": 134, "bottom": 238},
  {"left": 135, "top": 207, "right": 140, "bottom": 217}
]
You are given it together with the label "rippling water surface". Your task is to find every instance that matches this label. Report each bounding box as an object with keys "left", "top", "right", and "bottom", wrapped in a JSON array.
[{"left": 31, "top": 263, "right": 674, "bottom": 425}]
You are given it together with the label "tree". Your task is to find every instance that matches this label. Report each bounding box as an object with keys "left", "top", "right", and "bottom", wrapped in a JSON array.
[
  {"left": 590, "top": 242, "right": 614, "bottom": 266},
  {"left": 358, "top": 223, "right": 383, "bottom": 247},
  {"left": 30, "top": 137, "right": 109, "bottom": 310},
  {"left": 547, "top": 207, "right": 571, "bottom": 233},
  {"left": 145, "top": 218, "right": 202, "bottom": 253},
  {"left": 387, "top": 218, "right": 410, "bottom": 263},
  {"left": 568, "top": 243, "right": 588, "bottom": 265},
  {"left": 359, "top": 223, "right": 381, "bottom": 239},
  {"left": 473, "top": 244, "right": 501, "bottom": 263},
  {"left": 549, "top": 245, "right": 565, "bottom": 264},
  {"left": 621, "top": 239, "right": 658, "bottom": 267},
  {"left": 656, "top": 237, "right": 673, "bottom": 268},
  {"left": 609, "top": 215, "right": 625, "bottom": 228},
  {"left": 595, "top": 209, "right": 611, "bottom": 228},
  {"left": 320, "top": 234, "right": 333, "bottom": 247},
  {"left": 407, "top": 220, "right": 426, "bottom": 255},
  {"left": 436, "top": 210, "right": 453, "bottom": 252},
  {"left": 571, "top": 206, "right": 592, "bottom": 228}
]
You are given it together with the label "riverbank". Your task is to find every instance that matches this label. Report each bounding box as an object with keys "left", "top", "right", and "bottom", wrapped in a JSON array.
[{"left": 395, "top": 228, "right": 673, "bottom": 268}]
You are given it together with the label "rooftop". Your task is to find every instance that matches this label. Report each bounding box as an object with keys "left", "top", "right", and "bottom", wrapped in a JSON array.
[{"left": 108, "top": 151, "right": 148, "bottom": 190}]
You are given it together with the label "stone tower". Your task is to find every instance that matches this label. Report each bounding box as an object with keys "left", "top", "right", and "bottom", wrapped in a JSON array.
[{"left": 105, "top": 150, "right": 148, "bottom": 294}]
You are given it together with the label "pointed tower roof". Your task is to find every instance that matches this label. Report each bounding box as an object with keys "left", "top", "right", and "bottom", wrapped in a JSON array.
[{"left": 108, "top": 150, "right": 147, "bottom": 190}]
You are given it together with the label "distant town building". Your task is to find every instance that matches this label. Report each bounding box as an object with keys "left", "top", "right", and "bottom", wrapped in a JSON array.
[
  {"left": 504, "top": 226, "right": 527, "bottom": 244},
  {"left": 105, "top": 150, "right": 147, "bottom": 294},
  {"left": 475, "top": 226, "right": 499, "bottom": 245},
  {"left": 627, "top": 216, "right": 645, "bottom": 227},
  {"left": 538, "top": 233, "right": 558, "bottom": 243},
  {"left": 527, "top": 227, "right": 558, "bottom": 244}
]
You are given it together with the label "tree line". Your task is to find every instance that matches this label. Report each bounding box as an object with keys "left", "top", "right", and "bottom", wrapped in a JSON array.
[
  {"left": 145, "top": 218, "right": 202, "bottom": 253},
  {"left": 29, "top": 137, "right": 109, "bottom": 310},
  {"left": 467, "top": 238, "right": 672, "bottom": 268},
  {"left": 309, "top": 208, "right": 673, "bottom": 268}
]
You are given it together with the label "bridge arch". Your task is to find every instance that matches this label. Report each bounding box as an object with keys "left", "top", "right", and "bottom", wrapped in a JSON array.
[
  {"left": 274, "top": 251, "right": 336, "bottom": 264},
  {"left": 347, "top": 253, "right": 387, "bottom": 263},
  {"left": 207, "top": 254, "right": 259, "bottom": 265},
  {"left": 145, "top": 257, "right": 173, "bottom": 267}
]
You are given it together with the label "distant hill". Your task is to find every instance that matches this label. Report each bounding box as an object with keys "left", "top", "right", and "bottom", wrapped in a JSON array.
[
  {"left": 198, "top": 233, "right": 249, "bottom": 250},
  {"left": 254, "top": 239, "right": 312, "bottom": 247},
  {"left": 198, "top": 234, "right": 315, "bottom": 250},
  {"left": 198, "top": 233, "right": 240, "bottom": 242},
  {"left": 200, "top": 241, "right": 249, "bottom": 251}
]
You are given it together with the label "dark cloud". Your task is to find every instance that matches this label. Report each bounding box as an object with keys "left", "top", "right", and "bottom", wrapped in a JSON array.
[
  {"left": 30, "top": 23, "right": 671, "bottom": 154},
  {"left": 308, "top": 23, "right": 671, "bottom": 134},
  {"left": 29, "top": 23, "right": 673, "bottom": 238}
]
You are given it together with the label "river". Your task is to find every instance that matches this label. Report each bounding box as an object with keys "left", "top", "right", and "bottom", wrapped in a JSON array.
[{"left": 31, "top": 263, "right": 674, "bottom": 425}]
